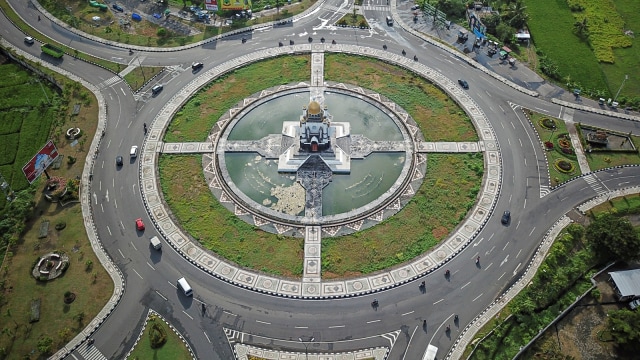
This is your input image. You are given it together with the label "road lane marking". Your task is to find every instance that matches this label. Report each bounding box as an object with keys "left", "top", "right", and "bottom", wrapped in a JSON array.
[
  {"left": 461, "top": 281, "right": 471, "bottom": 289},
  {"left": 120, "top": 220, "right": 125, "bottom": 230},
  {"left": 256, "top": 320, "right": 271, "bottom": 325},
  {"left": 528, "top": 227, "right": 536, "bottom": 236},
  {"left": 500, "top": 254, "right": 509, "bottom": 267},
  {"left": 489, "top": 233, "right": 495, "bottom": 241},
  {"left": 502, "top": 242, "right": 509, "bottom": 251},
  {"left": 183, "top": 311, "right": 193, "bottom": 320},
  {"left": 498, "top": 272, "right": 506, "bottom": 281},
  {"left": 516, "top": 220, "right": 521, "bottom": 230},
  {"left": 516, "top": 249, "right": 522, "bottom": 258},
  {"left": 295, "top": 326, "right": 308, "bottom": 329},
  {"left": 433, "top": 298, "right": 444, "bottom": 305},
  {"left": 401, "top": 311, "right": 414, "bottom": 316},
  {"left": 328, "top": 325, "right": 345, "bottom": 328},
  {"left": 204, "top": 332, "right": 211, "bottom": 343},
  {"left": 131, "top": 242, "right": 138, "bottom": 251},
  {"left": 133, "top": 269, "right": 143, "bottom": 279},
  {"left": 474, "top": 238, "right": 483, "bottom": 247},
  {"left": 472, "top": 293, "right": 483, "bottom": 302},
  {"left": 93, "top": 192, "right": 97, "bottom": 204},
  {"left": 401, "top": 325, "right": 419, "bottom": 360},
  {"left": 118, "top": 249, "right": 125, "bottom": 258},
  {"left": 100, "top": 203, "right": 104, "bottom": 213},
  {"left": 367, "top": 319, "right": 381, "bottom": 323},
  {"left": 513, "top": 262, "right": 522, "bottom": 276},
  {"left": 120, "top": 87, "right": 126, "bottom": 96},
  {"left": 484, "top": 262, "right": 493, "bottom": 271},
  {"left": 146, "top": 262, "right": 155, "bottom": 270},
  {"left": 114, "top": 198, "right": 118, "bottom": 209},
  {"left": 106, "top": 226, "right": 112, "bottom": 236},
  {"left": 155, "top": 290, "right": 167, "bottom": 300}
]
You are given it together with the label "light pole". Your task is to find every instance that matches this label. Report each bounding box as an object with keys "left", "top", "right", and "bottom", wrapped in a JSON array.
[
  {"left": 298, "top": 336, "right": 314, "bottom": 359},
  {"left": 614, "top": 74, "right": 628, "bottom": 102}
]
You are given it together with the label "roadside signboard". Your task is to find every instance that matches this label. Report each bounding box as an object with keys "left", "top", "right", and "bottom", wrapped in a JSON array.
[
  {"left": 220, "top": 0, "right": 251, "bottom": 11},
  {"left": 204, "top": 0, "right": 218, "bottom": 11},
  {"left": 22, "top": 140, "right": 59, "bottom": 184}
]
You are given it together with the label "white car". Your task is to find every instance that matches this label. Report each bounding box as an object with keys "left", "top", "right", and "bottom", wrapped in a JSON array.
[
  {"left": 24, "top": 36, "right": 34, "bottom": 45},
  {"left": 130, "top": 145, "right": 138, "bottom": 158}
]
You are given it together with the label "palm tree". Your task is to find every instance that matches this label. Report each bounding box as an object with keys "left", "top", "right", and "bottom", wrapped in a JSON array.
[
  {"left": 502, "top": 0, "right": 528, "bottom": 29},
  {"left": 573, "top": 17, "right": 589, "bottom": 38}
]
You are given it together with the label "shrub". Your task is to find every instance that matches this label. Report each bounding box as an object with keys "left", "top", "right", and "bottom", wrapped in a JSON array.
[
  {"left": 55, "top": 221, "right": 66, "bottom": 230},
  {"left": 157, "top": 28, "right": 167, "bottom": 37},
  {"left": 149, "top": 321, "right": 167, "bottom": 349}
]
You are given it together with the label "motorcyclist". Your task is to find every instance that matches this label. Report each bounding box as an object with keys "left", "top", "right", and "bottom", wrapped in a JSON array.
[{"left": 445, "top": 269, "right": 450, "bottom": 276}]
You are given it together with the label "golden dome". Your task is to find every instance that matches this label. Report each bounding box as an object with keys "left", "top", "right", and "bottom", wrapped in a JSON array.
[{"left": 307, "top": 101, "right": 322, "bottom": 115}]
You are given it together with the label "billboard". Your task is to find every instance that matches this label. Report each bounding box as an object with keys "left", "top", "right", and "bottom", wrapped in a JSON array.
[
  {"left": 220, "top": 0, "right": 251, "bottom": 11},
  {"left": 22, "top": 140, "right": 59, "bottom": 184},
  {"left": 204, "top": 0, "right": 218, "bottom": 11}
]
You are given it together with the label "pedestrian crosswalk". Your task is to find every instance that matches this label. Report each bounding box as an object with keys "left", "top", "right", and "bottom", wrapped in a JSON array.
[
  {"left": 75, "top": 344, "right": 108, "bottom": 360},
  {"left": 361, "top": 5, "right": 390, "bottom": 11},
  {"left": 97, "top": 76, "right": 122, "bottom": 89},
  {"left": 583, "top": 173, "right": 608, "bottom": 196}
]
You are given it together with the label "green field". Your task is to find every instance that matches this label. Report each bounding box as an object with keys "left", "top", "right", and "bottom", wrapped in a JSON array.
[
  {"left": 526, "top": 0, "right": 639, "bottom": 100},
  {"left": 0, "top": 63, "right": 58, "bottom": 210}
]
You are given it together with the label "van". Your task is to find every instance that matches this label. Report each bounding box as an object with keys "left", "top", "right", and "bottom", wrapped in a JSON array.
[
  {"left": 177, "top": 277, "right": 193, "bottom": 296},
  {"left": 150, "top": 236, "right": 162, "bottom": 250},
  {"left": 386, "top": 16, "right": 393, "bottom": 26},
  {"left": 151, "top": 84, "right": 163, "bottom": 95}
]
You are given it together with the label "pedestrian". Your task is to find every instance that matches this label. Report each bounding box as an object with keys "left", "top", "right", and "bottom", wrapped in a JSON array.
[{"left": 38, "top": 15, "right": 41, "bottom": 21}]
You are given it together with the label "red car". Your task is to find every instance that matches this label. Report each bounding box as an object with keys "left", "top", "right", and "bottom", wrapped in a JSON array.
[{"left": 135, "top": 218, "right": 145, "bottom": 231}]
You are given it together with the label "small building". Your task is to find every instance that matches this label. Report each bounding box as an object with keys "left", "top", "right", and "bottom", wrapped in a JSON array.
[{"left": 609, "top": 269, "right": 640, "bottom": 301}]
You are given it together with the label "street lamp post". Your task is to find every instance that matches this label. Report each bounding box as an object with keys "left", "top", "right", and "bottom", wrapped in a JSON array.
[
  {"left": 614, "top": 74, "right": 628, "bottom": 102},
  {"left": 298, "top": 336, "right": 314, "bottom": 359}
]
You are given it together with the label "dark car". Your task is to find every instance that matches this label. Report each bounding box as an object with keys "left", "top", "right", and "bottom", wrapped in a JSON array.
[
  {"left": 458, "top": 79, "right": 469, "bottom": 89},
  {"left": 411, "top": 5, "right": 420, "bottom": 10},
  {"left": 151, "top": 84, "right": 163, "bottom": 95},
  {"left": 191, "top": 62, "right": 204, "bottom": 71},
  {"left": 501, "top": 210, "right": 511, "bottom": 225},
  {"left": 115, "top": 155, "right": 123, "bottom": 167},
  {"left": 112, "top": 4, "right": 124, "bottom": 12}
]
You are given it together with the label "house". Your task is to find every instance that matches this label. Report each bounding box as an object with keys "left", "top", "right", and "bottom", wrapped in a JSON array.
[{"left": 609, "top": 269, "right": 640, "bottom": 301}]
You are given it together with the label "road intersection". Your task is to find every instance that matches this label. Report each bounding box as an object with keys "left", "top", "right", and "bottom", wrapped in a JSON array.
[{"left": 2, "top": 0, "right": 640, "bottom": 359}]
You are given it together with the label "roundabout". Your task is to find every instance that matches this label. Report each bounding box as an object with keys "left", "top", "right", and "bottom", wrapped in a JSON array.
[{"left": 141, "top": 45, "right": 500, "bottom": 299}]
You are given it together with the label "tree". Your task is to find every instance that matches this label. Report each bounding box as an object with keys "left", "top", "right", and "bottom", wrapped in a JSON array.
[
  {"left": 495, "top": 22, "right": 514, "bottom": 43},
  {"left": 573, "top": 17, "right": 589, "bottom": 39},
  {"left": 585, "top": 213, "right": 640, "bottom": 262},
  {"left": 483, "top": 13, "right": 501, "bottom": 34},
  {"left": 607, "top": 309, "right": 640, "bottom": 351},
  {"left": 502, "top": 0, "right": 528, "bottom": 29}
]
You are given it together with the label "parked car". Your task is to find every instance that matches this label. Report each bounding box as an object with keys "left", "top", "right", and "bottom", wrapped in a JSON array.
[
  {"left": 501, "top": 210, "right": 511, "bottom": 225},
  {"left": 135, "top": 218, "right": 145, "bottom": 231},
  {"left": 24, "top": 36, "right": 34, "bottom": 45},
  {"left": 411, "top": 5, "right": 420, "bottom": 10},
  {"left": 112, "top": 4, "right": 124, "bottom": 12},
  {"left": 130, "top": 145, "right": 138, "bottom": 158},
  {"left": 191, "top": 62, "right": 204, "bottom": 71},
  {"left": 115, "top": 155, "right": 123, "bottom": 166},
  {"left": 630, "top": 299, "right": 640, "bottom": 310},
  {"left": 458, "top": 79, "right": 469, "bottom": 89}
]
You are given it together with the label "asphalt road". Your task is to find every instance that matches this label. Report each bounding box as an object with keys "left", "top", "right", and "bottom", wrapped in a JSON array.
[{"left": 2, "top": 0, "right": 640, "bottom": 359}]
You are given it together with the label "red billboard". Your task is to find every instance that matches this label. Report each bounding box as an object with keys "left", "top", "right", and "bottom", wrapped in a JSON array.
[
  {"left": 205, "top": 0, "right": 218, "bottom": 11},
  {"left": 22, "top": 140, "right": 60, "bottom": 184}
]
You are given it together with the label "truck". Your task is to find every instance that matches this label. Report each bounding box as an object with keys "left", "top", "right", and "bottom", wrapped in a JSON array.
[
  {"left": 41, "top": 43, "right": 64, "bottom": 58},
  {"left": 150, "top": 236, "right": 162, "bottom": 250}
]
